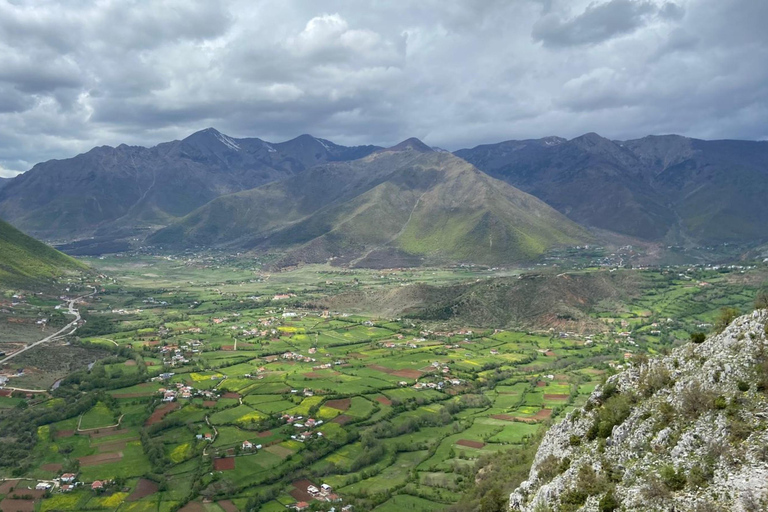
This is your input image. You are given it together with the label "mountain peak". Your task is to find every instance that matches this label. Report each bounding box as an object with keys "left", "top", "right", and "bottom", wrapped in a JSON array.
[
  {"left": 387, "top": 138, "right": 434, "bottom": 153},
  {"left": 183, "top": 127, "right": 241, "bottom": 151}
]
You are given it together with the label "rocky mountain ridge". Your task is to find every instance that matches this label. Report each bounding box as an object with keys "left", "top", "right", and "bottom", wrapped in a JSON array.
[
  {"left": 510, "top": 309, "right": 768, "bottom": 511},
  {"left": 0, "top": 128, "right": 380, "bottom": 243},
  {"left": 456, "top": 134, "right": 768, "bottom": 245}
]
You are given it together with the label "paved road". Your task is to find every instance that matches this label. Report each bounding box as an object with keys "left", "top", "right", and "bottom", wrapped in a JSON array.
[{"left": 0, "top": 288, "right": 95, "bottom": 365}]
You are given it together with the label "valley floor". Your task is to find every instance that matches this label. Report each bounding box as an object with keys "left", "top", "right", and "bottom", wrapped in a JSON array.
[{"left": 0, "top": 255, "right": 765, "bottom": 511}]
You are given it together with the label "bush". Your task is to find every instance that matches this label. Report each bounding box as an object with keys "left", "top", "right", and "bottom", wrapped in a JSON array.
[
  {"left": 715, "top": 308, "right": 740, "bottom": 334},
  {"left": 687, "top": 464, "right": 712, "bottom": 488},
  {"left": 638, "top": 365, "right": 672, "bottom": 397},
  {"left": 659, "top": 465, "right": 686, "bottom": 491},
  {"left": 690, "top": 332, "right": 706, "bottom": 344},
  {"left": 599, "top": 490, "right": 620, "bottom": 512},
  {"left": 737, "top": 381, "right": 750, "bottom": 392},
  {"left": 594, "top": 394, "right": 633, "bottom": 439},
  {"left": 755, "top": 287, "right": 768, "bottom": 309},
  {"left": 679, "top": 382, "right": 717, "bottom": 419}
]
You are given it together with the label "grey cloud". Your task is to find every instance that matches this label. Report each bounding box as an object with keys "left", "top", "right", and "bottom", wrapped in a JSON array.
[
  {"left": 532, "top": 0, "right": 681, "bottom": 47},
  {"left": 0, "top": 0, "right": 766, "bottom": 176}
]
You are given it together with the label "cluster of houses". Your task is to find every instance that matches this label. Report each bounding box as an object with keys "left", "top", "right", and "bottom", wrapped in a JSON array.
[
  {"left": 293, "top": 483, "right": 350, "bottom": 510},
  {"left": 282, "top": 351, "right": 317, "bottom": 363},
  {"left": 413, "top": 377, "right": 462, "bottom": 391},
  {"left": 158, "top": 382, "right": 218, "bottom": 402}
]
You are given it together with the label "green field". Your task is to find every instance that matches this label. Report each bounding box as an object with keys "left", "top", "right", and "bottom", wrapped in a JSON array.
[{"left": 0, "top": 254, "right": 764, "bottom": 512}]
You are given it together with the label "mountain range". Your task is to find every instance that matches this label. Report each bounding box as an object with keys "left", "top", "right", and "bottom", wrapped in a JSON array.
[
  {"left": 0, "top": 218, "right": 86, "bottom": 287},
  {"left": 0, "top": 128, "right": 379, "bottom": 241},
  {"left": 1, "top": 128, "right": 767, "bottom": 265},
  {"left": 149, "top": 140, "right": 589, "bottom": 266},
  {"left": 456, "top": 133, "right": 768, "bottom": 244}
]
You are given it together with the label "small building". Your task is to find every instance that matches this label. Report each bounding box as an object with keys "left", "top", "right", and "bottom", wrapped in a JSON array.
[
  {"left": 242, "top": 440, "right": 253, "bottom": 450},
  {"left": 60, "top": 473, "right": 77, "bottom": 483},
  {"left": 92, "top": 480, "right": 104, "bottom": 491}
]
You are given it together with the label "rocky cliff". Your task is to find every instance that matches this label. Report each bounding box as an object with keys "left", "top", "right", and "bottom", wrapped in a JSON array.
[{"left": 510, "top": 310, "right": 768, "bottom": 511}]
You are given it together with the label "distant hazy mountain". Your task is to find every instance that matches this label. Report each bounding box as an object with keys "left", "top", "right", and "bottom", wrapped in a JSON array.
[
  {"left": 0, "top": 218, "right": 86, "bottom": 287},
  {"left": 456, "top": 134, "right": 768, "bottom": 244},
  {"left": 149, "top": 139, "right": 589, "bottom": 267},
  {"left": 0, "top": 128, "right": 380, "bottom": 240}
]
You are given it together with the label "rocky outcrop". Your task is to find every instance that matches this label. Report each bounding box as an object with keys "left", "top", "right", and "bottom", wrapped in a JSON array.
[{"left": 510, "top": 310, "right": 768, "bottom": 511}]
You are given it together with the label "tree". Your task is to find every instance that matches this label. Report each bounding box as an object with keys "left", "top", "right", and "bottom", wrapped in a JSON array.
[
  {"left": 715, "top": 307, "right": 740, "bottom": 333},
  {"left": 756, "top": 286, "right": 768, "bottom": 309},
  {"left": 479, "top": 486, "right": 506, "bottom": 512}
]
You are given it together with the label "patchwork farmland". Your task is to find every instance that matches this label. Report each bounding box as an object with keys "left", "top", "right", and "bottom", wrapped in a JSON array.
[{"left": 0, "top": 255, "right": 765, "bottom": 511}]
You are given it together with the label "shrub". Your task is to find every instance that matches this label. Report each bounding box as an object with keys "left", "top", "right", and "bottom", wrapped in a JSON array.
[
  {"left": 755, "top": 287, "right": 768, "bottom": 309},
  {"left": 594, "top": 394, "right": 633, "bottom": 439},
  {"left": 536, "top": 454, "right": 563, "bottom": 483},
  {"left": 638, "top": 365, "right": 672, "bottom": 397},
  {"left": 679, "top": 381, "right": 717, "bottom": 419},
  {"left": 714, "top": 307, "right": 740, "bottom": 334},
  {"left": 687, "top": 464, "right": 713, "bottom": 488},
  {"left": 659, "top": 465, "right": 686, "bottom": 491},
  {"left": 599, "top": 490, "right": 620, "bottom": 512},
  {"left": 690, "top": 332, "right": 706, "bottom": 344},
  {"left": 737, "top": 381, "right": 750, "bottom": 392}
]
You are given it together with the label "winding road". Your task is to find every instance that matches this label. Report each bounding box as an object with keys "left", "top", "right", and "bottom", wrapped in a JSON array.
[{"left": 0, "top": 287, "right": 95, "bottom": 365}]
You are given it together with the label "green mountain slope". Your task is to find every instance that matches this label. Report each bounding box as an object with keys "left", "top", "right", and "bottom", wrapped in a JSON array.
[
  {"left": 0, "top": 218, "right": 86, "bottom": 287},
  {"left": 150, "top": 141, "right": 590, "bottom": 266}
]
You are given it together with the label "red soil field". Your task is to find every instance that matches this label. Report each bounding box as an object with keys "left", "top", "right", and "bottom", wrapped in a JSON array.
[
  {"left": 0, "top": 481, "right": 19, "bottom": 494},
  {"left": 203, "top": 401, "right": 217, "bottom": 407},
  {"left": 145, "top": 402, "right": 180, "bottom": 426},
  {"left": 544, "top": 394, "right": 570, "bottom": 400},
  {"left": 290, "top": 479, "right": 319, "bottom": 503},
  {"left": 213, "top": 457, "right": 235, "bottom": 471},
  {"left": 0, "top": 499, "right": 35, "bottom": 512},
  {"left": 222, "top": 392, "right": 241, "bottom": 399},
  {"left": 456, "top": 439, "right": 485, "bottom": 449},
  {"left": 127, "top": 479, "right": 158, "bottom": 501},
  {"left": 40, "top": 463, "right": 63, "bottom": 472},
  {"left": 218, "top": 500, "right": 239, "bottom": 512},
  {"left": 324, "top": 398, "right": 351, "bottom": 411},
  {"left": 375, "top": 396, "right": 392, "bottom": 406},
  {"left": 257, "top": 430, "right": 273, "bottom": 438},
  {"left": 178, "top": 503, "right": 207, "bottom": 512},
  {"left": 78, "top": 452, "right": 123, "bottom": 466},
  {"left": 331, "top": 415, "right": 352, "bottom": 425},
  {"left": 392, "top": 369, "right": 423, "bottom": 379}
]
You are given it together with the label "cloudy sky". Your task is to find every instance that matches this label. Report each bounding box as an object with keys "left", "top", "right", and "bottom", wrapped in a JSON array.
[{"left": 0, "top": 0, "right": 766, "bottom": 177}]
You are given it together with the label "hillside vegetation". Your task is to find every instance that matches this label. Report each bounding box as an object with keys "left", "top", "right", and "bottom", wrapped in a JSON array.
[
  {"left": 0, "top": 218, "right": 86, "bottom": 287},
  {"left": 150, "top": 142, "right": 589, "bottom": 266},
  {"left": 510, "top": 309, "right": 768, "bottom": 511}
]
